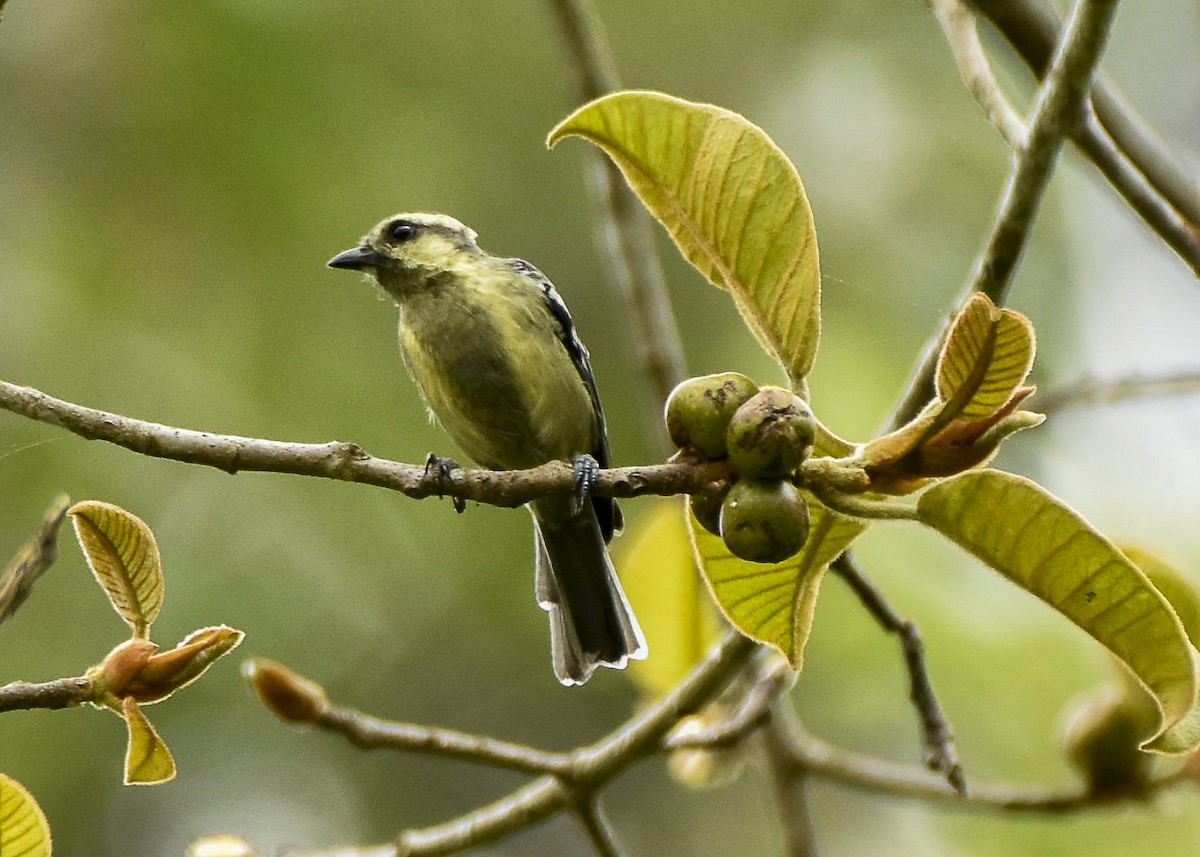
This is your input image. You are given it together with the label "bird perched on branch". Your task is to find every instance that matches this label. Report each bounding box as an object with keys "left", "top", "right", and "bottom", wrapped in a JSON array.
[{"left": 328, "top": 213, "right": 646, "bottom": 685}]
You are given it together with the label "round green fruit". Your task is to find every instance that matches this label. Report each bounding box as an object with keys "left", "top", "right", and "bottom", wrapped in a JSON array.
[
  {"left": 719, "top": 479, "right": 810, "bottom": 564},
  {"left": 664, "top": 372, "right": 759, "bottom": 458},
  {"left": 688, "top": 487, "right": 729, "bottom": 536},
  {"left": 726, "top": 386, "right": 816, "bottom": 479},
  {"left": 1063, "top": 689, "right": 1156, "bottom": 795}
]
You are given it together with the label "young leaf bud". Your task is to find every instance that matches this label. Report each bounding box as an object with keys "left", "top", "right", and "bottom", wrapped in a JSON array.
[
  {"left": 726, "top": 387, "right": 815, "bottom": 479},
  {"left": 243, "top": 658, "right": 329, "bottom": 724},
  {"left": 719, "top": 479, "right": 810, "bottom": 564},
  {"left": 665, "top": 372, "right": 759, "bottom": 458}
]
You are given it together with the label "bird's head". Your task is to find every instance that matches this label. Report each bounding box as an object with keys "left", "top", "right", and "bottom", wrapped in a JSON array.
[{"left": 327, "top": 212, "right": 481, "bottom": 298}]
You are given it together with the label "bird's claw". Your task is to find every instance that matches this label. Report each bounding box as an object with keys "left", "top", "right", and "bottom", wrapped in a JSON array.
[
  {"left": 571, "top": 454, "right": 600, "bottom": 516},
  {"left": 423, "top": 453, "right": 466, "bottom": 514}
]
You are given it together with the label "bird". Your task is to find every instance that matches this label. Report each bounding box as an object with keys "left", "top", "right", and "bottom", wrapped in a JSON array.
[{"left": 327, "top": 212, "right": 646, "bottom": 685}]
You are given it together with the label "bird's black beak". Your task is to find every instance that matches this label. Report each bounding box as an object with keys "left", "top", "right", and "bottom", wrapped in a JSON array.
[{"left": 327, "top": 245, "right": 383, "bottom": 271}]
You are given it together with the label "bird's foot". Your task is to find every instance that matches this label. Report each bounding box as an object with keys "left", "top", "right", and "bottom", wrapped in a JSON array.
[
  {"left": 570, "top": 454, "right": 600, "bottom": 516},
  {"left": 423, "top": 453, "right": 466, "bottom": 513}
]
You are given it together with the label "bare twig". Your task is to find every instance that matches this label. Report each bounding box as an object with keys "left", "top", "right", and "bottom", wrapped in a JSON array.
[
  {"left": 315, "top": 706, "right": 570, "bottom": 777},
  {"left": 547, "top": 0, "right": 686, "bottom": 451},
  {"left": 762, "top": 703, "right": 818, "bottom": 857},
  {"left": 664, "top": 651, "right": 794, "bottom": 751},
  {"left": 0, "top": 380, "right": 728, "bottom": 506},
  {"left": 943, "top": 0, "right": 1200, "bottom": 274},
  {"left": 789, "top": 727, "right": 1192, "bottom": 812},
  {"left": 0, "top": 676, "right": 95, "bottom": 712},
  {"left": 832, "top": 554, "right": 964, "bottom": 794},
  {"left": 574, "top": 799, "right": 625, "bottom": 857},
  {"left": 929, "top": 0, "right": 1026, "bottom": 147},
  {"left": 1035, "top": 369, "right": 1200, "bottom": 415},
  {"left": 0, "top": 494, "right": 71, "bottom": 627},
  {"left": 968, "top": 0, "right": 1200, "bottom": 231},
  {"left": 283, "top": 632, "right": 756, "bottom": 857},
  {"left": 891, "top": 0, "right": 1123, "bottom": 428}
]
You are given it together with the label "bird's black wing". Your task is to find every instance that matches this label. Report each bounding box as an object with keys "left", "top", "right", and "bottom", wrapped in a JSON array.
[{"left": 509, "top": 258, "right": 622, "bottom": 540}]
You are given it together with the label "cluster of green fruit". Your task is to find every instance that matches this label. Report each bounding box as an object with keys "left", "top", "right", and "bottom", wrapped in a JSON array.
[{"left": 665, "top": 373, "right": 816, "bottom": 564}]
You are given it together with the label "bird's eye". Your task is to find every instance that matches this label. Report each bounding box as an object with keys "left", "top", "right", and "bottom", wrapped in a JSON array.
[{"left": 388, "top": 222, "right": 418, "bottom": 243}]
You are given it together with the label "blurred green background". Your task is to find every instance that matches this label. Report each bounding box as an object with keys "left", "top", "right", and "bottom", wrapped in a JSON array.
[{"left": 3, "top": 0, "right": 1200, "bottom": 854}]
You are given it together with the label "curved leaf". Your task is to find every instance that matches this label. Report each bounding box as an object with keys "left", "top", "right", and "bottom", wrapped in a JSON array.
[
  {"left": 122, "top": 697, "right": 176, "bottom": 785},
  {"left": 0, "top": 774, "right": 51, "bottom": 857},
  {"left": 68, "top": 501, "right": 163, "bottom": 637},
  {"left": 549, "top": 90, "right": 821, "bottom": 382},
  {"left": 690, "top": 499, "right": 867, "bottom": 667},
  {"left": 936, "top": 293, "right": 1035, "bottom": 421},
  {"left": 616, "top": 499, "right": 725, "bottom": 697},
  {"left": 917, "top": 470, "right": 1199, "bottom": 753},
  {"left": 1122, "top": 547, "right": 1200, "bottom": 646}
]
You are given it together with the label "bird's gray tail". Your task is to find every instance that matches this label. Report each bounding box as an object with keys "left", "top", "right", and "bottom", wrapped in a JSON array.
[{"left": 533, "top": 511, "right": 647, "bottom": 686}]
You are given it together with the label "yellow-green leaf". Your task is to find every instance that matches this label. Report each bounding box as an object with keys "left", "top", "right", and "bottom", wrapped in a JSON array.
[
  {"left": 121, "top": 697, "right": 176, "bottom": 785},
  {"left": 1123, "top": 547, "right": 1200, "bottom": 646},
  {"left": 68, "top": 501, "right": 163, "bottom": 637},
  {"left": 0, "top": 774, "right": 51, "bottom": 857},
  {"left": 935, "top": 293, "right": 1035, "bottom": 421},
  {"left": 918, "top": 470, "right": 1199, "bottom": 753},
  {"left": 616, "top": 499, "right": 725, "bottom": 697},
  {"left": 549, "top": 90, "right": 821, "bottom": 382},
  {"left": 690, "top": 499, "right": 867, "bottom": 667}
]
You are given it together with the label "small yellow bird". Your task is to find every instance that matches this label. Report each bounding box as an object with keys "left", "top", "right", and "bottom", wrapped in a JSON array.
[{"left": 328, "top": 213, "right": 646, "bottom": 685}]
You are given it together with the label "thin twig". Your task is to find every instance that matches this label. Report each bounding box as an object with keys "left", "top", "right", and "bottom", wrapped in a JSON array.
[
  {"left": 285, "top": 632, "right": 756, "bottom": 857},
  {"left": 762, "top": 703, "right": 818, "bottom": 857},
  {"left": 0, "top": 379, "right": 728, "bottom": 506},
  {"left": 790, "top": 727, "right": 1192, "bottom": 812},
  {"left": 929, "top": 0, "right": 1026, "bottom": 147},
  {"left": 968, "top": 0, "right": 1200, "bottom": 231},
  {"left": 891, "top": 0, "right": 1123, "bottom": 429},
  {"left": 945, "top": 0, "right": 1200, "bottom": 274},
  {"left": 1073, "top": 103, "right": 1200, "bottom": 276},
  {"left": 663, "top": 653, "right": 795, "bottom": 751},
  {"left": 0, "top": 494, "right": 71, "bottom": 627},
  {"left": 0, "top": 676, "right": 95, "bottom": 712},
  {"left": 315, "top": 706, "right": 570, "bottom": 777},
  {"left": 547, "top": 0, "right": 686, "bottom": 452},
  {"left": 1035, "top": 369, "right": 1200, "bottom": 416},
  {"left": 574, "top": 799, "right": 624, "bottom": 857},
  {"left": 832, "top": 553, "right": 965, "bottom": 794}
]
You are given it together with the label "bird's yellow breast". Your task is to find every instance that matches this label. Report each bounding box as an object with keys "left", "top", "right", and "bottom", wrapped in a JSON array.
[{"left": 397, "top": 265, "right": 597, "bottom": 471}]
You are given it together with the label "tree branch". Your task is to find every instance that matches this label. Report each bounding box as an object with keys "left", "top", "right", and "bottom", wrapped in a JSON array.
[
  {"left": 547, "top": 0, "right": 686, "bottom": 453},
  {"left": 314, "top": 706, "right": 570, "bottom": 777},
  {"left": 0, "top": 379, "right": 729, "bottom": 506},
  {"left": 282, "top": 632, "right": 756, "bottom": 857},
  {"left": 0, "top": 676, "right": 95, "bottom": 713},
  {"left": 968, "top": 0, "right": 1200, "bottom": 232},
  {"left": 832, "top": 554, "right": 964, "bottom": 794},
  {"left": 891, "top": 0, "right": 1123, "bottom": 428},
  {"left": 0, "top": 494, "right": 71, "bottom": 627},
  {"left": 929, "top": 0, "right": 1026, "bottom": 147},
  {"left": 1035, "top": 369, "right": 1200, "bottom": 415}
]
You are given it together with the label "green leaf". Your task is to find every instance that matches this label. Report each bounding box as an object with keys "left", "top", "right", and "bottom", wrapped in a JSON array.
[
  {"left": 690, "top": 499, "right": 867, "bottom": 667},
  {"left": 936, "top": 293, "right": 1036, "bottom": 421},
  {"left": 549, "top": 90, "right": 821, "bottom": 383},
  {"left": 1122, "top": 547, "right": 1200, "bottom": 646},
  {"left": 68, "top": 501, "right": 164, "bottom": 637},
  {"left": 0, "top": 774, "right": 51, "bottom": 857},
  {"left": 917, "top": 470, "right": 1200, "bottom": 753},
  {"left": 616, "top": 499, "right": 725, "bottom": 697},
  {"left": 121, "top": 697, "right": 177, "bottom": 785}
]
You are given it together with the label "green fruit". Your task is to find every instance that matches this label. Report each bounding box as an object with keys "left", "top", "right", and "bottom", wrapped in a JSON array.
[
  {"left": 1063, "top": 689, "right": 1156, "bottom": 795},
  {"left": 665, "top": 372, "right": 759, "bottom": 458},
  {"left": 719, "top": 479, "right": 810, "bottom": 564},
  {"left": 688, "top": 488, "right": 729, "bottom": 536},
  {"left": 726, "top": 386, "right": 816, "bottom": 479}
]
